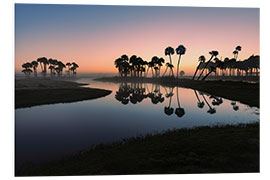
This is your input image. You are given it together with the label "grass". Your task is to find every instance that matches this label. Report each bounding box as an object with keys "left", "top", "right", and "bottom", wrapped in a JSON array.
[
  {"left": 16, "top": 122, "right": 259, "bottom": 176},
  {"left": 94, "top": 77, "right": 259, "bottom": 107}
]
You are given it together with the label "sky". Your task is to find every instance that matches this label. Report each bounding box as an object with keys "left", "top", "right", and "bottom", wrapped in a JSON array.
[{"left": 15, "top": 4, "right": 259, "bottom": 75}]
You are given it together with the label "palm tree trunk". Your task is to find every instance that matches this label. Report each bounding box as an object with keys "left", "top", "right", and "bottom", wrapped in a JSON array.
[
  {"left": 162, "top": 66, "right": 168, "bottom": 77},
  {"left": 197, "top": 56, "right": 213, "bottom": 80},
  {"left": 192, "top": 64, "right": 200, "bottom": 80},
  {"left": 176, "top": 55, "right": 181, "bottom": 79},
  {"left": 202, "top": 69, "right": 214, "bottom": 81}
]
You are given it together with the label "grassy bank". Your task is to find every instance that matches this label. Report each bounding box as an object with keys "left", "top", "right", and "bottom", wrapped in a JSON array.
[
  {"left": 94, "top": 77, "right": 259, "bottom": 107},
  {"left": 15, "top": 78, "right": 112, "bottom": 109},
  {"left": 16, "top": 122, "right": 259, "bottom": 176}
]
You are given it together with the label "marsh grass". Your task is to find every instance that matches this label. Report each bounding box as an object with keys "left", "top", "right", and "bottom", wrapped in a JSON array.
[{"left": 16, "top": 122, "right": 259, "bottom": 176}]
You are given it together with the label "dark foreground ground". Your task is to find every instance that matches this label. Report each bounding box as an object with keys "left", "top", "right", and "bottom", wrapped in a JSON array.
[
  {"left": 15, "top": 78, "right": 112, "bottom": 109},
  {"left": 95, "top": 77, "right": 259, "bottom": 107},
  {"left": 16, "top": 123, "right": 259, "bottom": 176}
]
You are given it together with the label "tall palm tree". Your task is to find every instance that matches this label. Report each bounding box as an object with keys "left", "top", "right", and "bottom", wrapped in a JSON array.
[
  {"left": 175, "top": 45, "right": 186, "bottom": 79},
  {"left": 37, "top": 57, "right": 48, "bottom": 76},
  {"left": 151, "top": 56, "right": 159, "bottom": 78},
  {"left": 129, "top": 55, "right": 137, "bottom": 77},
  {"left": 164, "top": 46, "right": 175, "bottom": 78},
  {"left": 157, "top": 57, "right": 165, "bottom": 77},
  {"left": 31, "top": 61, "right": 38, "bottom": 77},
  {"left": 235, "top": 46, "right": 242, "bottom": 60},
  {"left": 197, "top": 51, "right": 219, "bottom": 80},
  {"left": 192, "top": 55, "right": 205, "bottom": 80},
  {"left": 114, "top": 57, "right": 124, "bottom": 77}
]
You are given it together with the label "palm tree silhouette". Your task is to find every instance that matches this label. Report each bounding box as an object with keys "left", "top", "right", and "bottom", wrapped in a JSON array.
[
  {"left": 37, "top": 57, "right": 48, "bottom": 77},
  {"left": 175, "top": 87, "right": 185, "bottom": 117},
  {"left": 21, "top": 62, "right": 33, "bottom": 78},
  {"left": 114, "top": 57, "right": 124, "bottom": 77},
  {"left": 164, "top": 87, "right": 174, "bottom": 116},
  {"left": 194, "top": 90, "right": 205, "bottom": 108},
  {"left": 197, "top": 51, "right": 219, "bottom": 80},
  {"left": 164, "top": 46, "right": 175, "bottom": 78},
  {"left": 151, "top": 56, "right": 159, "bottom": 78},
  {"left": 66, "top": 62, "right": 72, "bottom": 76},
  {"left": 70, "top": 62, "right": 79, "bottom": 76},
  {"left": 192, "top": 55, "right": 206, "bottom": 80},
  {"left": 175, "top": 45, "right": 186, "bottom": 79},
  {"left": 201, "top": 93, "right": 216, "bottom": 114},
  {"left": 31, "top": 61, "right": 38, "bottom": 77}
]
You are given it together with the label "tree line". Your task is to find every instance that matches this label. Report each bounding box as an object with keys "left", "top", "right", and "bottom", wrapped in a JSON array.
[
  {"left": 21, "top": 57, "right": 79, "bottom": 78},
  {"left": 114, "top": 45, "right": 259, "bottom": 80}
]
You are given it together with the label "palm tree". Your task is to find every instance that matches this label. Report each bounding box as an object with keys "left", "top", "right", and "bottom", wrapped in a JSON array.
[
  {"left": 114, "top": 58, "right": 124, "bottom": 77},
  {"left": 175, "top": 87, "right": 185, "bottom": 117},
  {"left": 157, "top": 57, "right": 165, "bottom": 77},
  {"left": 48, "top": 65, "right": 55, "bottom": 76},
  {"left": 70, "top": 62, "right": 79, "bottom": 76},
  {"left": 197, "top": 51, "right": 219, "bottom": 80},
  {"left": 235, "top": 46, "right": 242, "bottom": 60},
  {"left": 31, "top": 61, "right": 38, "bottom": 77},
  {"left": 56, "top": 61, "right": 66, "bottom": 76},
  {"left": 129, "top": 55, "right": 137, "bottom": 77},
  {"left": 21, "top": 62, "right": 33, "bottom": 78},
  {"left": 164, "top": 46, "right": 175, "bottom": 78},
  {"left": 66, "top": 62, "right": 72, "bottom": 75},
  {"left": 151, "top": 56, "right": 159, "bottom": 78},
  {"left": 37, "top": 57, "right": 48, "bottom": 76},
  {"left": 192, "top": 55, "right": 205, "bottom": 80},
  {"left": 175, "top": 45, "right": 186, "bottom": 79}
]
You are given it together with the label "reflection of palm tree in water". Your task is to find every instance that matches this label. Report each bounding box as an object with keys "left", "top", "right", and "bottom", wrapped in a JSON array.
[
  {"left": 194, "top": 90, "right": 205, "bottom": 108},
  {"left": 201, "top": 93, "right": 216, "bottom": 114},
  {"left": 148, "top": 84, "right": 164, "bottom": 104},
  {"left": 231, "top": 101, "right": 239, "bottom": 111},
  {"left": 164, "top": 87, "right": 175, "bottom": 116},
  {"left": 175, "top": 87, "right": 185, "bottom": 117},
  {"left": 115, "top": 82, "right": 130, "bottom": 105},
  {"left": 209, "top": 95, "right": 223, "bottom": 106}
]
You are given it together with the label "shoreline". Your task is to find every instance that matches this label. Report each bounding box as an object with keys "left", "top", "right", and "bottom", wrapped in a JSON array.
[
  {"left": 94, "top": 76, "right": 259, "bottom": 107},
  {"left": 15, "top": 78, "right": 112, "bottom": 109}
]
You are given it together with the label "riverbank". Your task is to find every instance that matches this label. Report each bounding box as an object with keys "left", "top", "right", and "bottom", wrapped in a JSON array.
[
  {"left": 15, "top": 78, "right": 112, "bottom": 109},
  {"left": 16, "top": 122, "right": 259, "bottom": 176},
  {"left": 94, "top": 77, "right": 259, "bottom": 107}
]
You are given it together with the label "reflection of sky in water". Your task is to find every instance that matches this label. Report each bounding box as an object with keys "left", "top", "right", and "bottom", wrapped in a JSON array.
[{"left": 15, "top": 78, "right": 259, "bottom": 167}]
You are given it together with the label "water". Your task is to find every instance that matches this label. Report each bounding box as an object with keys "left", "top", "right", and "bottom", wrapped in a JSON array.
[{"left": 15, "top": 78, "right": 259, "bottom": 168}]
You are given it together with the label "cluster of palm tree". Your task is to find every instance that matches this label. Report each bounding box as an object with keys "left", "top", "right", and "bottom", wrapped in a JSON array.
[
  {"left": 192, "top": 46, "right": 260, "bottom": 80},
  {"left": 21, "top": 57, "right": 79, "bottom": 78},
  {"left": 114, "top": 44, "right": 186, "bottom": 79}
]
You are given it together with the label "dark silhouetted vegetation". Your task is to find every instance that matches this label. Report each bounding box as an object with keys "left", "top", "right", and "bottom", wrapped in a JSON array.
[
  {"left": 21, "top": 57, "right": 79, "bottom": 78},
  {"left": 16, "top": 122, "right": 259, "bottom": 176}
]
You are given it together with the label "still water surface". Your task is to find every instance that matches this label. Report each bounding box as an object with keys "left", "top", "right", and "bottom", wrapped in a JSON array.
[{"left": 15, "top": 78, "right": 259, "bottom": 167}]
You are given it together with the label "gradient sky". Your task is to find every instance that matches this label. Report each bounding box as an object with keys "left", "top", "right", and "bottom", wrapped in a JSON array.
[{"left": 15, "top": 4, "right": 259, "bottom": 75}]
